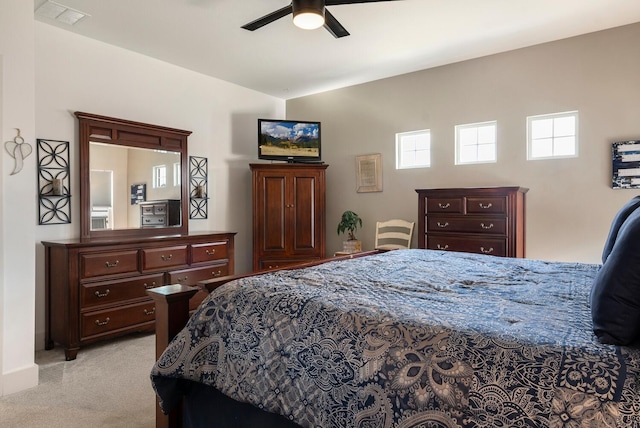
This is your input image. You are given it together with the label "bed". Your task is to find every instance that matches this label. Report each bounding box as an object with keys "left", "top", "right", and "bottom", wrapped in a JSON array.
[{"left": 150, "top": 240, "right": 640, "bottom": 427}]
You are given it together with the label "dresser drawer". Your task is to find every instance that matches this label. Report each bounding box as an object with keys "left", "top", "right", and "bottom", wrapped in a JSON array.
[
  {"left": 466, "top": 197, "right": 506, "bottom": 214},
  {"left": 191, "top": 241, "right": 229, "bottom": 264},
  {"left": 80, "top": 250, "right": 139, "bottom": 279},
  {"left": 141, "top": 203, "right": 168, "bottom": 215},
  {"left": 80, "top": 273, "right": 164, "bottom": 309},
  {"left": 81, "top": 300, "right": 157, "bottom": 338},
  {"left": 426, "top": 198, "right": 462, "bottom": 214},
  {"left": 142, "top": 245, "right": 188, "bottom": 270},
  {"left": 167, "top": 264, "right": 229, "bottom": 311},
  {"left": 141, "top": 215, "right": 166, "bottom": 226},
  {"left": 141, "top": 205, "right": 155, "bottom": 215},
  {"left": 426, "top": 216, "right": 506, "bottom": 235},
  {"left": 427, "top": 235, "right": 506, "bottom": 256},
  {"left": 167, "top": 263, "right": 229, "bottom": 286}
]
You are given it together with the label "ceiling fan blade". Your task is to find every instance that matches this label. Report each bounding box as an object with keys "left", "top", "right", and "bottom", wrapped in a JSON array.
[
  {"left": 324, "top": 9, "right": 350, "bottom": 38},
  {"left": 326, "top": 0, "right": 401, "bottom": 5},
  {"left": 241, "top": 5, "right": 293, "bottom": 31}
]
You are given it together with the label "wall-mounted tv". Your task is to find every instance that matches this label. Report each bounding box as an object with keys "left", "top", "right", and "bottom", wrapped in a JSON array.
[{"left": 258, "top": 119, "right": 321, "bottom": 163}]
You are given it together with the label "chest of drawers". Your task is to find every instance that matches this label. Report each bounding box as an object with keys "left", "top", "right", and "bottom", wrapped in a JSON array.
[
  {"left": 42, "top": 232, "right": 235, "bottom": 360},
  {"left": 416, "top": 187, "right": 527, "bottom": 258},
  {"left": 139, "top": 199, "right": 181, "bottom": 228}
]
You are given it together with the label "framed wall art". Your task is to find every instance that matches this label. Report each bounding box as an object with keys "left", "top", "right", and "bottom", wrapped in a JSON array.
[
  {"left": 612, "top": 140, "right": 640, "bottom": 189},
  {"left": 356, "top": 153, "right": 382, "bottom": 193}
]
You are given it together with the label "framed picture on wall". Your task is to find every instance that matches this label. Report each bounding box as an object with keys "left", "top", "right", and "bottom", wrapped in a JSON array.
[
  {"left": 130, "top": 183, "right": 146, "bottom": 204},
  {"left": 356, "top": 153, "right": 382, "bottom": 193},
  {"left": 612, "top": 140, "right": 640, "bottom": 189}
]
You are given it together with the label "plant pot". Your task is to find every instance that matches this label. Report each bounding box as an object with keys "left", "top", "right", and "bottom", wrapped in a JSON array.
[{"left": 342, "top": 240, "right": 362, "bottom": 253}]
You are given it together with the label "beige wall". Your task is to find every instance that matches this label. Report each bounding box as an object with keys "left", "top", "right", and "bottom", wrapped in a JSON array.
[
  {"left": 34, "top": 22, "right": 285, "bottom": 356},
  {"left": 0, "top": 0, "right": 38, "bottom": 396},
  {"left": 287, "top": 23, "right": 640, "bottom": 264}
]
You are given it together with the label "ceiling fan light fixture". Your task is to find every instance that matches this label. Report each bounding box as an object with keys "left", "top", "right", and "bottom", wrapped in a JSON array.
[{"left": 292, "top": 0, "right": 325, "bottom": 30}]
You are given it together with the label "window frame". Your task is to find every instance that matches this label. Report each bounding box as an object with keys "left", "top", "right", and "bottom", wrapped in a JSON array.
[
  {"left": 527, "top": 111, "right": 579, "bottom": 160},
  {"left": 454, "top": 120, "right": 497, "bottom": 165},
  {"left": 152, "top": 164, "right": 167, "bottom": 189},
  {"left": 395, "top": 129, "right": 431, "bottom": 170},
  {"left": 173, "top": 162, "right": 181, "bottom": 187}
]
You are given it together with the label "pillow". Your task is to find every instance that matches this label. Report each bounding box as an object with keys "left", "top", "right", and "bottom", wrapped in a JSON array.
[
  {"left": 601, "top": 196, "right": 640, "bottom": 263},
  {"left": 592, "top": 207, "right": 640, "bottom": 345}
]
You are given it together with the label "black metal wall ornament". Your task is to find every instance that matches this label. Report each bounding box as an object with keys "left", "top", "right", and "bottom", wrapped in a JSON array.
[
  {"left": 37, "top": 138, "right": 71, "bottom": 225},
  {"left": 189, "top": 156, "right": 208, "bottom": 219}
]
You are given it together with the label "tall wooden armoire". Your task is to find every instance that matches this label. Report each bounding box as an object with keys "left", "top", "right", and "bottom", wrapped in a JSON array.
[{"left": 251, "top": 163, "right": 328, "bottom": 271}]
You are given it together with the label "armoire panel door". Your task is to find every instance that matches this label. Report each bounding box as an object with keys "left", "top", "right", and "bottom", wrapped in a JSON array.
[
  {"left": 291, "top": 175, "right": 317, "bottom": 252},
  {"left": 260, "top": 175, "right": 287, "bottom": 253}
]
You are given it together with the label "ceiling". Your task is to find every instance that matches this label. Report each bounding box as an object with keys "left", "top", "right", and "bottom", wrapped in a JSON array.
[{"left": 34, "top": 0, "right": 640, "bottom": 100}]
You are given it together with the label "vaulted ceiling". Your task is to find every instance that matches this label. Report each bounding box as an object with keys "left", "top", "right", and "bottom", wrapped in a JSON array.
[{"left": 34, "top": 0, "right": 640, "bottom": 99}]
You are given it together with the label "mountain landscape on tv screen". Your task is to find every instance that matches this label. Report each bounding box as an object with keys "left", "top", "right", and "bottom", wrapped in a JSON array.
[{"left": 259, "top": 122, "right": 319, "bottom": 158}]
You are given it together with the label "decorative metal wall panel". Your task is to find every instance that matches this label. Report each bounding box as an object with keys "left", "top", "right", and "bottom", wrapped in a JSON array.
[
  {"left": 189, "top": 156, "right": 208, "bottom": 219},
  {"left": 37, "top": 139, "right": 71, "bottom": 225},
  {"left": 613, "top": 140, "right": 640, "bottom": 189}
]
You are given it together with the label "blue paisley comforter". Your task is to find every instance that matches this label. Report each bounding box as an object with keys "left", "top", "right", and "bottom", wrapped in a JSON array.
[{"left": 151, "top": 249, "right": 640, "bottom": 427}]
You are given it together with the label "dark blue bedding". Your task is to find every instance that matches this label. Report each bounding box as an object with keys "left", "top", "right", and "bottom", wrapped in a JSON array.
[{"left": 151, "top": 249, "right": 640, "bottom": 427}]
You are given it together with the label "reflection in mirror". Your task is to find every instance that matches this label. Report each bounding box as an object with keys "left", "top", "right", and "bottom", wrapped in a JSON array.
[
  {"left": 89, "top": 142, "right": 181, "bottom": 231},
  {"left": 77, "top": 111, "right": 190, "bottom": 240}
]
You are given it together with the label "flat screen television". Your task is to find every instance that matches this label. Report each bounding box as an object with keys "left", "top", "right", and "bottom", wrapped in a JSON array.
[{"left": 258, "top": 119, "right": 321, "bottom": 163}]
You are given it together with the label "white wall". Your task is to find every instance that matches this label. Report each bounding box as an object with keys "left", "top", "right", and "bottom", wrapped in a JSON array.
[
  {"left": 32, "top": 22, "right": 284, "bottom": 366},
  {"left": 0, "top": 0, "right": 38, "bottom": 396},
  {"left": 287, "top": 23, "right": 640, "bottom": 264}
]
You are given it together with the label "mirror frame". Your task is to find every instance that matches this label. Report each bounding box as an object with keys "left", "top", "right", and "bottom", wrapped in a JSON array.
[{"left": 76, "top": 111, "right": 191, "bottom": 240}]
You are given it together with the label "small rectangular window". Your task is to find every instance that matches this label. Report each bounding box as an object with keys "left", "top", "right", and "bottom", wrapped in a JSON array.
[
  {"left": 396, "top": 130, "right": 431, "bottom": 169},
  {"left": 455, "top": 121, "right": 497, "bottom": 165},
  {"left": 527, "top": 111, "right": 578, "bottom": 160},
  {"left": 173, "top": 162, "right": 181, "bottom": 187},
  {"left": 153, "top": 165, "right": 167, "bottom": 188}
]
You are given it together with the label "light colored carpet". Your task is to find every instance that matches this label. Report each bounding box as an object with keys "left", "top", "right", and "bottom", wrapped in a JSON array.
[{"left": 0, "top": 333, "right": 156, "bottom": 428}]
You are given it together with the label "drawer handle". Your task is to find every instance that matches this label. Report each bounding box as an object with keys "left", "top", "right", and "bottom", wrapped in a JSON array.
[
  {"left": 436, "top": 222, "right": 449, "bottom": 228},
  {"left": 479, "top": 203, "right": 493, "bottom": 209},
  {"left": 144, "top": 307, "right": 156, "bottom": 316},
  {"left": 212, "top": 270, "right": 222, "bottom": 277},
  {"left": 436, "top": 244, "right": 449, "bottom": 250},
  {"left": 95, "top": 317, "right": 110, "bottom": 326},
  {"left": 104, "top": 260, "right": 119, "bottom": 268},
  {"left": 144, "top": 281, "right": 157, "bottom": 289},
  {"left": 161, "top": 254, "right": 173, "bottom": 261},
  {"left": 480, "top": 223, "right": 494, "bottom": 230},
  {"left": 94, "top": 289, "right": 110, "bottom": 298},
  {"left": 205, "top": 249, "right": 216, "bottom": 256},
  {"left": 177, "top": 276, "right": 188, "bottom": 283},
  {"left": 438, "top": 203, "right": 450, "bottom": 209},
  {"left": 480, "top": 247, "right": 494, "bottom": 254}
]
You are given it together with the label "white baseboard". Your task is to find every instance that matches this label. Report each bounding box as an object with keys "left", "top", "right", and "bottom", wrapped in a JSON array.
[{"left": 1, "top": 363, "right": 39, "bottom": 397}]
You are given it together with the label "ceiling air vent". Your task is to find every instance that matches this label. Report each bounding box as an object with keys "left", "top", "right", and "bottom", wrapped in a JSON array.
[{"left": 35, "top": 0, "right": 90, "bottom": 26}]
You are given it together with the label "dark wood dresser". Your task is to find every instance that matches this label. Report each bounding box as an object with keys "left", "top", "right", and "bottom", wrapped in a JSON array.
[
  {"left": 42, "top": 231, "right": 235, "bottom": 360},
  {"left": 416, "top": 187, "right": 527, "bottom": 258}
]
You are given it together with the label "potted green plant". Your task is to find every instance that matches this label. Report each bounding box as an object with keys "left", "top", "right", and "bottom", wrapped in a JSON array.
[{"left": 337, "top": 210, "right": 363, "bottom": 253}]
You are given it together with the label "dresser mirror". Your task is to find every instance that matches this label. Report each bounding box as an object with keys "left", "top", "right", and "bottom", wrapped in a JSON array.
[{"left": 77, "top": 112, "right": 191, "bottom": 240}]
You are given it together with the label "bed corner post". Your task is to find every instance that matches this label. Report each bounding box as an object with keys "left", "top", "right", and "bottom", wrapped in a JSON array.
[{"left": 148, "top": 284, "right": 199, "bottom": 428}]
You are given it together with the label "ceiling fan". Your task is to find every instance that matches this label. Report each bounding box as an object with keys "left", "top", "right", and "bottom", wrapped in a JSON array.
[{"left": 242, "top": 0, "right": 401, "bottom": 38}]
